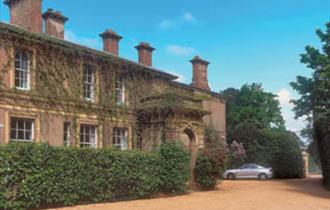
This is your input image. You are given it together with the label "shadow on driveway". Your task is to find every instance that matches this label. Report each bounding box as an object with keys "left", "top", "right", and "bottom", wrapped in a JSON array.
[{"left": 278, "top": 175, "right": 330, "bottom": 199}]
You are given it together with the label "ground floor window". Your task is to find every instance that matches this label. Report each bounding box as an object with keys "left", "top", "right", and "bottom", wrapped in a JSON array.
[
  {"left": 10, "top": 117, "right": 34, "bottom": 142},
  {"left": 79, "top": 124, "right": 97, "bottom": 148},
  {"left": 112, "top": 127, "right": 128, "bottom": 150},
  {"left": 63, "top": 122, "right": 71, "bottom": 146}
]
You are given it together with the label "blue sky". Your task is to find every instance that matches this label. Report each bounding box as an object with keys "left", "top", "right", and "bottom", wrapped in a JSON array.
[{"left": 0, "top": 0, "right": 329, "bottom": 136}]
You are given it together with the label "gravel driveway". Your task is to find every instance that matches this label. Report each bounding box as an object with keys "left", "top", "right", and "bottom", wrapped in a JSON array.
[{"left": 47, "top": 175, "right": 330, "bottom": 210}]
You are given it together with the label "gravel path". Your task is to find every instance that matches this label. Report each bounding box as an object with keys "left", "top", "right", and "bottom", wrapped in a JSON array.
[{"left": 48, "top": 176, "right": 330, "bottom": 210}]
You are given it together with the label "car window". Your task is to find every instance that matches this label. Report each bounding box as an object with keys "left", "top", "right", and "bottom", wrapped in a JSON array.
[
  {"left": 240, "top": 164, "right": 252, "bottom": 169},
  {"left": 250, "top": 164, "right": 259, "bottom": 169},
  {"left": 241, "top": 164, "right": 263, "bottom": 169}
]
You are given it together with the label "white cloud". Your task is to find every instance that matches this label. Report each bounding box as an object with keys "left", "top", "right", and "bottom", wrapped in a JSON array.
[
  {"left": 182, "top": 12, "right": 196, "bottom": 22},
  {"left": 158, "top": 12, "right": 197, "bottom": 29},
  {"left": 277, "top": 88, "right": 291, "bottom": 106},
  {"left": 159, "top": 20, "right": 174, "bottom": 29},
  {"left": 276, "top": 88, "right": 307, "bottom": 141},
  {"left": 166, "top": 44, "right": 195, "bottom": 56},
  {"left": 65, "top": 30, "right": 102, "bottom": 50}
]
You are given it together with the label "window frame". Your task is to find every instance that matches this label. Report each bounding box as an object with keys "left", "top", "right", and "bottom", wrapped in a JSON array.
[
  {"left": 10, "top": 117, "right": 34, "bottom": 142},
  {"left": 14, "top": 50, "right": 31, "bottom": 90},
  {"left": 63, "top": 122, "right": 71, "bottom": 147},
  {"left": 115, "top": 75, "right": 125, "bottom": 105},
  {"left": 82, "top": 65, "right": 95, "bottom": 101},
  {"left": 112, "top": 127, "right": 128, "bottom": 150},
  {"left": 79, "top": 124, "right": 97, "bottom": 148}
]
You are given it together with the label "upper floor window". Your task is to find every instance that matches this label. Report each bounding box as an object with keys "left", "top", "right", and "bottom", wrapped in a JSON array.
[
  {"left": 10, "top": 118, "right": 34, "bottom": 142},
  {"left": 15, "top": 50, "right": 30, "bottom": 90},
  {"left": 115, "top": 76, "right": 125, "bottom": 105},
  {"left": 112, "top": 127, "right": 128, "bottom": 150},
  {"left": 83, "top": 65, "right": 95, "bottom": 101},
  {"left": 63, "top": 122, "right": 71, "bottom": 147},
  {"left": 79, "top": 124, "right": 97, "bottom": 148}
]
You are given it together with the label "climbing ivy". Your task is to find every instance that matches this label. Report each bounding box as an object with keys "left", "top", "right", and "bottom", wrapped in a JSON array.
[{"left": 0, "top": 22, "right": 216, "bottom": 149}]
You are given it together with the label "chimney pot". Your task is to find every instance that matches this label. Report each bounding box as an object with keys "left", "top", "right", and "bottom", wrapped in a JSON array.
[
  {"left": 135, "top": 42, "right": 155, "bottom": 66},
  {"left": 190, "top": 55, "right": 210, "bottom": 91},
  {"left": 42, "top": 8, "right": 68, "bottom": 39},
  {"left": 100, "top": 29, "right": 122, "bottom": 56},
  {"left": 4, "top": 0, "right": 43, "bottom": 33}
]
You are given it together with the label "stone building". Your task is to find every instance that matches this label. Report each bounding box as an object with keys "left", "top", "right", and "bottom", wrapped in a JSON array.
[{"left": 0, "top": 0, "right": 226, "bottom": 160}]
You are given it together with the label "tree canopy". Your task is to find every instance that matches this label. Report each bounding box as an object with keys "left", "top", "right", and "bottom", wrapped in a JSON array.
[
  {"left": 223, "top": 83, "right": 285, "bottom": 131},
  {"left": 223, "top": 83, "right": 304, "bottom": 178},
  {"left": 290, "top": 22, "right": 330, "bottom": 189}
]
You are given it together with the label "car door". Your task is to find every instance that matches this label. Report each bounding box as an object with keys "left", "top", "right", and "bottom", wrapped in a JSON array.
[
  {"left": 237, "top": 164, "right": 251, "bottom": 178},
  {"left": 249, "top": 164, "right": 260, "bottom": 178}
]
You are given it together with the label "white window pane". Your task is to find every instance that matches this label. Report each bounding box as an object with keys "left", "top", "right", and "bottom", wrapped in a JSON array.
[
  {"left": 14, "top": 50, "right": 30, "bottom": 89},
  {"left": 83, "top": 66, "right": 95, "bottom": 100},
  {"left": 80, "top": 124, "right": 97, "bottom": 148}
]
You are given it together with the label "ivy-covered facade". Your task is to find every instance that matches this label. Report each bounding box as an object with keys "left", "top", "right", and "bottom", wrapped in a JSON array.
[{"left": 0, "top": 0, "right": 226, "bottom": 156}]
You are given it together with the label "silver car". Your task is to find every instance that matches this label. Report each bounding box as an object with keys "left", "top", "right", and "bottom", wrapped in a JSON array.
[{"left": 223, "top": 164, "right": 273, "bottom": 180}]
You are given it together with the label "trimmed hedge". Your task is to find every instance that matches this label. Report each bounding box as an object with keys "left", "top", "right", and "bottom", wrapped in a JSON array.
[
  {"left": 158, "top": 142, "right": 190, "bottom": 193},
  {"left": 0, "top": 142, "right": 190, "bottom": 209}
]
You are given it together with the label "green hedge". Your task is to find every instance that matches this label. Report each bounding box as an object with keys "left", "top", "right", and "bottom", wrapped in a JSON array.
[
  {"left": 194, "top": 153, "right": 220, "bottom": 190},
  {"left": 158, "top": 142, "right": 190, "bottom": 193},
  {"left": 0, "top": 142, "right": 190, "bottom": 209},
  {"left": 269, "top": 130, "right": 305, "bottom": 179}
]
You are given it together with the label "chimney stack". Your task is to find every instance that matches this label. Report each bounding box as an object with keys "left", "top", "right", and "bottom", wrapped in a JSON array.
[
  {"left": 42, "top": 9, "right": 68, "bottom": 39},
  {"left": 135, "top": 42, "right": 155, "bottom": 66},
  {"left": 190, "top": 56, "right": 210, "bottom": 91},
  {"left": 100, "top": 29, "right": 122, "bottom": 56},
  {"left": 4, "top": 0, "right": 43, "bottom": 33}
]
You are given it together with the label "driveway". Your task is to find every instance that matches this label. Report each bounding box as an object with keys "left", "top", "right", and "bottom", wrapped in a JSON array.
[{"left": 48, "top": 175, "right": 330, "bottom": 210}]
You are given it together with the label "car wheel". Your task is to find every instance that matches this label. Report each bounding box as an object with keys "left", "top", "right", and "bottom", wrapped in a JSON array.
[
  {"left": 227, "top": 173, "right": 236, "bottom": 180},
  {"left": 258, "top": 173, "right": 268, "bottom": 180}
]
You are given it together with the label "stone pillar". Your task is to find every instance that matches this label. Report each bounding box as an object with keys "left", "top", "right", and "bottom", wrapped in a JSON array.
[{"left": 302, "top": 150, "right": 309, "bottom": 176}]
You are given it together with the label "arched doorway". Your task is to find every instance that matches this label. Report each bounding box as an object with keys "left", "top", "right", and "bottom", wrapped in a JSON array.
[{"left": 183, "top": 128, "right": 198, "bottom": 187}]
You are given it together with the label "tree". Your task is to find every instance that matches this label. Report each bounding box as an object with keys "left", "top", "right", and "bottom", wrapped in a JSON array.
[
  {"left": 290, "top": 22, "right": 330, "bottom": 189},
  {"left": 223, "top": 84, "right": 304, "bottom": 178},
  {"left": 223, "top": 83, "right": 285, "bottom": 164},
  {"left": 223, "top": 83, "right": 285, "bottom": 131}
]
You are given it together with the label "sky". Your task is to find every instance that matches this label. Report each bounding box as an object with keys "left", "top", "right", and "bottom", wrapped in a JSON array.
[{"left": 0, "top": 0, "right": 329, "bottom": 139}]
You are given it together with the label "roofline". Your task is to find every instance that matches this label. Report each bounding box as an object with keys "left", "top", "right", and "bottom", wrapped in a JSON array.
[
  {"left": 0, "top": 22, "right": 178, "bottom": 80},
  {"left": 0, "top": 22, "right": 225, "bottom": 99},
  {"left": 169, "top": 80, "right": 225, "bottom": 100}
]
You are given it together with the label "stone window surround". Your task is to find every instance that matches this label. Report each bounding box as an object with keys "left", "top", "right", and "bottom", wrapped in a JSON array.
[
  {"left": 14, "top": 50, "right": 31, "bottom": 90},
  {"left": 110, "top": 123, "right": 132, "bottom": 150},
  {"left": 10, "top": 46, "right": 36, "bottom": 91},
  {"left": 112, "top": 127, "right": 128, "bottom": 150},
  {"left": 10, "top": 117, "right": 34, "bottom": 142},
  {"left": 63, "top": 121, "right": 71, "bottom": 146},
  {"left": 77, "top": 119, "right": 101, "bottom": 149},
  {"left": 4, "top": 111, "right": 41, "bottom": 144},
  {"left": 79, "top": 124, "right": 97, "bottom": 148},
  {"left": 82, "top": 64, "right": 96, "bottom": 101},
  {"left": 115, "top": 75, "right": 125, "bottom": 105}
]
